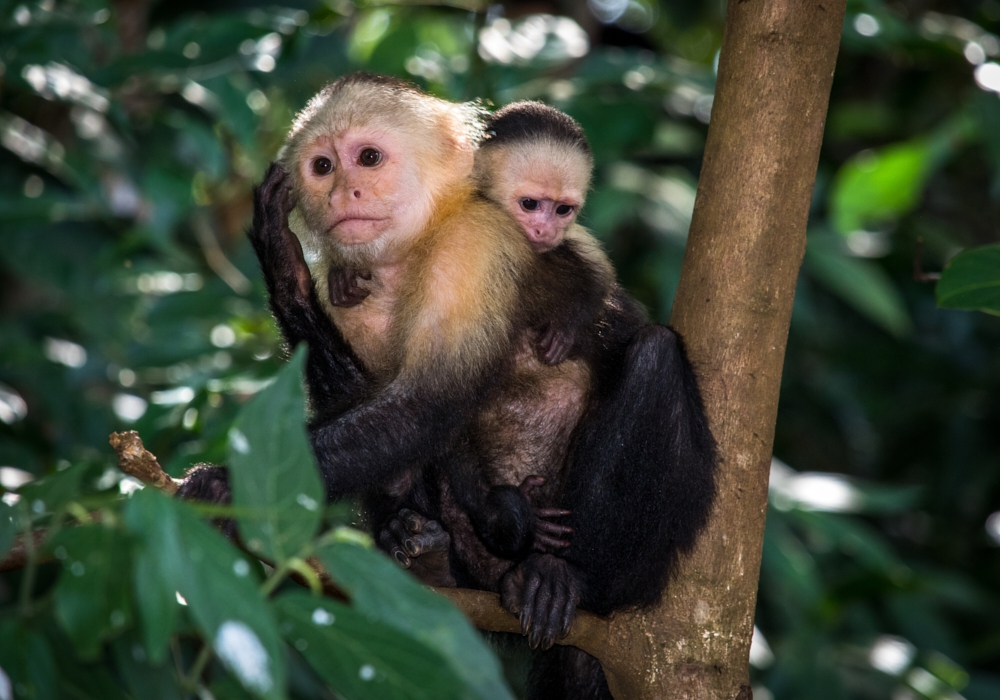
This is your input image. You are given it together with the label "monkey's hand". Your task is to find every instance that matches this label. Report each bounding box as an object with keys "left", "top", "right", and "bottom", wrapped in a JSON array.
[
  {"left": 328, "top": 266, "right": 372, "bottom": 308},
  {"left": 535, "top": 323, "right": 575, "bottom": 366},
  {"left": 377, "top": 508, "right": 456, "bottom": 588},
  {"left": 175, "top": 464, "right": 237, "bottom": 539},
  {"left": 500, "top": 553, "right": 582, "bottom": 650},
  {"left": 248, "top": 162, "right": 314, "bottom": 309},
  {"left": 519, "top": 475, "right": 573, "bottom": 553}
]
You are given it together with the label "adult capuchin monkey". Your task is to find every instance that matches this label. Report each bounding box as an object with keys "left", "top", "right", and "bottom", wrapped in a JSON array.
[{"left": 179, "top": 74, "right": 717, "bottom": 700}]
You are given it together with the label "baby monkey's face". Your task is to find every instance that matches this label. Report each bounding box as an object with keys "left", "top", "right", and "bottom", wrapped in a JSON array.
[{"left": 509, "top": 189, "right": 580, "bottom": 252}]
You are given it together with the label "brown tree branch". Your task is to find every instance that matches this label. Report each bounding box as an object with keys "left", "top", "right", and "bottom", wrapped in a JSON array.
[{"left": 109, "top": 430, "right": 181, "bottom": 494}]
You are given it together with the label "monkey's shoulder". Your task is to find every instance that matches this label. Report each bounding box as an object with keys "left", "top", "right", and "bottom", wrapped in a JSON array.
[{"left": 395, "top": 192, "right": 532, "bottom": 379}]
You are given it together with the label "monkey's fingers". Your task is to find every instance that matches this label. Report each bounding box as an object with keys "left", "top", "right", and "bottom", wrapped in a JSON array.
[
  {"left": 537, "top": 326, "right": 572, "bottom": 366},
  {"left": 536, "top": 520, "right": 572, "bottom": 534},
  {"left": 519, "top": 571, "right": 542, "bottom": 638},
  {"left": 535, "top": 508, "right": 571, "bottom": 519},
  {"left": 533, "top": 533, "right": 571, "bottom": 552},
  {"left": 518, "top": 475, "right": 546, "bottom": 497},
  {"left": 527, "top": 579, "right": 555, "bottom": 650},
  {"left": 375, "top": 525, "right": 411, "bottom": 569}
]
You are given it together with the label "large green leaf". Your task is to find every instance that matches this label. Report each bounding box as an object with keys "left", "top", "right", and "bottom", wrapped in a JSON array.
[
  {"left": 51, "top": 524, "right": 134, "bottom": 659},
  {"left": 228, "top": 345, "right": 323, "bottom": 564},
  {"left": 123, "top": 489, "right": 185, "bottom": 664},
  {"left": 318, "top": 533, "right": 514, "bottom": 700},
  {"left": 830, "top": 139, "right": 934, "bottom": 235},
  {"left": 0, "top": 621, "right": 58, "bottom": 700},
  {"left": 803, "top": 233, "right": 911, "bottom": 337},
  {"left": 124, "top": 490, "right": 286, "bottom": 700},
  {"left": 936, "top": 243, "right": 1000, "bottom": 314},
  {"left": 276, "top": 592, "right": 465, "bottom": 700},
  {"left": 111, "top": 635, "right": 184, "bottom": 700}
]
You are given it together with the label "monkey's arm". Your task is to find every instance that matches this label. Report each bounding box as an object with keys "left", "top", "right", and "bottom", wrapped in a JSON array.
[
  {"left": 530, "top": 241, "right": 611, "bottom": 366},
  {"left": 246, "top": 162, "right": 370, "bottom": 414},
  {"left": 309, "top": 374, "right": 485, "bottom": 501},
  {"left": 503, "top": 323, "right": 717, "bottom": 646}
]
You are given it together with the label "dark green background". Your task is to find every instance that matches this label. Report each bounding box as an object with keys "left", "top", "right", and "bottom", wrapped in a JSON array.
[{"left": 1, "top": 1, "right": 999, "bottom": 698}]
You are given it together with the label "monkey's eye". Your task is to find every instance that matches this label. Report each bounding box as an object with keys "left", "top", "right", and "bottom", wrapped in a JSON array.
[
  {"left": 555, "top": 204, "right": 574, "bottom": 217},
  {"left": 312, "top": 157, "right": 333, "bottom": 176},
  {"left": 359, "top": 148, "right": 382, "bottom": 167},
  {"left": 520, "top": 198, "right": 540, "bottom": 212}
]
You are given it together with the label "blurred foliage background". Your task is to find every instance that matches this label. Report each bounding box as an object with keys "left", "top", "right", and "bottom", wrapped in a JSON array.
[{"left": 1, "top": 0, "right": 1000, "bottom": 698}]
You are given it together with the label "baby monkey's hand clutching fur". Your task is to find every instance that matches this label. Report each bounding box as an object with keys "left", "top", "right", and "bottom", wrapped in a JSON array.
[{"left": 327, "top": 266, "right": 372, "bottom": 308}]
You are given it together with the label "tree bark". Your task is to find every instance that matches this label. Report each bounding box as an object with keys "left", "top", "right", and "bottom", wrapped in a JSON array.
[{"left": 600, "top": 1, "right": 847, "bottom": 697}]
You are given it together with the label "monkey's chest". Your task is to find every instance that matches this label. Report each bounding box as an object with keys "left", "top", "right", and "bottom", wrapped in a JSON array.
[
  {"left": 329, "top": 300, "right": 395, "bottom": 376},
  {"left": 475, "top": 354, "right": 592, "bottom": 497}
]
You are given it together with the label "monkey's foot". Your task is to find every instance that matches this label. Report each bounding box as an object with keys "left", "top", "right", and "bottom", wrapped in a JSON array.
[
  {"left": 176, "top": 464, "right": 237, "bottom": 539},
  {"left": 500, "top": 553, "right": 581, "bottom": 650},
  {"left": 328, "top": 266, "right": 371, "bottom": 307},
  {"left": 377, "top": 508, "right": 456, "bottom": 588}
]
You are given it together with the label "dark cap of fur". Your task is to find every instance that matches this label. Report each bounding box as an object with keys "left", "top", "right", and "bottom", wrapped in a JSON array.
[{"left": 482, "top": 101, "right": 590, "bottom": 155}]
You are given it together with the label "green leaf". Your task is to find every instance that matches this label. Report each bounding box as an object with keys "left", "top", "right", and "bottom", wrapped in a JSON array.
[
  {"left": 228, "top": 345, "right": 322, "bottom": 564},
  {"left": 123, "top": 489, "right": 184, "bottom": 664},
  {"left": 124, "top": 490, "right": 286, "bottom": 700},
  {"left": 18, "top": 462, "right": 90, "bottom": 517},
  {"left": 51, "top": 524, "right": 134, "bottom": 659},
  {"left": 936, "top": 243, "right": 1000, "bottom": 314},
  {"left": 111, "top": 635, "right": 184, "bottom": 700},
  {"left": 830, "top": 139, "right": 934, "bottom": 235},
  {"left": 0, "top": 621, "right": 58, "bottom": 700},
  {"left": 0, "top": 500, "right": 16, "bottom": 561},
  {"left": 804, "top": 233, "right": 912, "bottom": 337},
  {"left": 319, "top": 534, "right": 514, "bottom": 700},
  {"left": 276, "top": 592, "right": 465, "bottom": 700}
]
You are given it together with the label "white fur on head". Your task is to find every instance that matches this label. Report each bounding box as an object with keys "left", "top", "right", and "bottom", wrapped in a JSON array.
[
  {"left": 278, "top": 74, "right": 485, "bottom": 265},
  {"left": 475, "top": 137, "right": 593, "bottom": 209}
]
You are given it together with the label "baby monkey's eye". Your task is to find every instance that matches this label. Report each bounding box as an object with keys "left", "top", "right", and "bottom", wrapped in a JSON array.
[
  {"left": 312, "top": 157, "right": 333, "bottom": 176},
  {"left": 555, "top": 204, "right": 574, "bottom": 216},
  {"left": 359, "top": 148, "right": 382, "bottom": 167},
  {"left": 520, "top": 198, "right": 540, "bottom": 212}
]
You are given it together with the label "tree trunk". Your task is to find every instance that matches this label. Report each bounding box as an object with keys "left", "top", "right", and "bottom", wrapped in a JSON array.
[{"left": 598, "top": 1, "right": 848, "bottom": 698}]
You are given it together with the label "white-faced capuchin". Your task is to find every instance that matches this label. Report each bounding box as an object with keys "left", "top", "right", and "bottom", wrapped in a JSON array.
[{"left": 178, "top": 74, "right": 718, "bottom": 700}]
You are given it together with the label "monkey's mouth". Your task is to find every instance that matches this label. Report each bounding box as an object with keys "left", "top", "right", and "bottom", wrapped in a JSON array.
[{"left": 330, "top": 217, "right": 390, "bottom": 240}]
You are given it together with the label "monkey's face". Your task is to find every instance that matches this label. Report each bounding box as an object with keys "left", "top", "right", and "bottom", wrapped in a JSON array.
[
  {"left": 296, "top": 124, "right": 431, "bottom": 251},
  {"left": 508, "top": 188, "right": 580, "bottom": 253},
  {"left": 477, "top": 143, "right": 590, "bottom": 254}
]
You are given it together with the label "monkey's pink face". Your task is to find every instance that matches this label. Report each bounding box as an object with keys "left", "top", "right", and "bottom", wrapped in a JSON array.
[
  {"left": 508, "top": 191, "right": 580, "bottom": 253},
  {"left": 297, "top": 126, "right": 427, "bottom": 247}
]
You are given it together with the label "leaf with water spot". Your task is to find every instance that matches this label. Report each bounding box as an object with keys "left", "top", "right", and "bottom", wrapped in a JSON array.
[
  {"left": 276, "top": 592, "right": 464, "bottom": 700},
  {"left": 228, "top": 345, "right": 323, "bottom": 564}
]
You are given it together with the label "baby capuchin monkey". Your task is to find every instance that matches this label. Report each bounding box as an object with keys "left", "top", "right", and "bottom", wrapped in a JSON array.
[
  {"left": 328, "top": 101, "right": 611, "bottom": 367},
  {"left": 474, "top": 101, "right": 612, "bottom": 365}
]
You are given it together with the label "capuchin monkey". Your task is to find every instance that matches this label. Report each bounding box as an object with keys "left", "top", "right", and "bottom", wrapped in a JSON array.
[
  {"left": 179, "top": 74, "right": 717, "bottom": 700},
  {"left": 179, "top": 73, "right": 582, "bottom": 569}
]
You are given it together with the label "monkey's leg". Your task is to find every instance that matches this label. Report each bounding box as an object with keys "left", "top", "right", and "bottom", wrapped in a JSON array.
[{"left": 376, "top": 508, "right": 456, "bottom": 587}]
